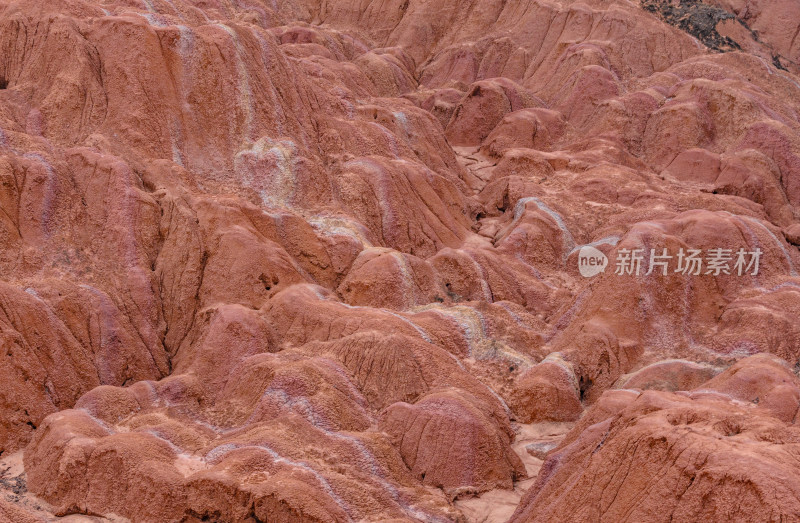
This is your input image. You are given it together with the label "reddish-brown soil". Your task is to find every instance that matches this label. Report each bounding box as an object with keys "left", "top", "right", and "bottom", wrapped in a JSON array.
[{"left": 1, "top": 0, "right": 799, "bottom": 521}]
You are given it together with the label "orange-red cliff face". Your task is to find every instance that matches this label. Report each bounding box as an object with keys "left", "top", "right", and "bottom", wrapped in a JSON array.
[{"left": 0, "top": 0, "right": 799, "bottom": 521}]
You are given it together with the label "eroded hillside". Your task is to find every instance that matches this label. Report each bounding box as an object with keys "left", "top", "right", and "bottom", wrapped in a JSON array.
[{"left": 1, "top": 0, "right": 800, "bottom": 521}]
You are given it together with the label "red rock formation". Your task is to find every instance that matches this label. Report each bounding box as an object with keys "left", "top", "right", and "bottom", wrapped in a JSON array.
[
  {"left": 508, "top": 354, "right": 583, "bottom": 423},
  {"left": 379, "top": 389, "right": 527, "bottom": 499},
  {"left": 510, "top": 358, "right": 800, "bottom": 522},
  {"left": 0, "top": 0, "right": 798, "bottom": 520}
]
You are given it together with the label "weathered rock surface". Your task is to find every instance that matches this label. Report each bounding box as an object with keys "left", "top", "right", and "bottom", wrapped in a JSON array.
[
  {"left": 0, "top": 0, "right": 798, "bottom": 520},
  {"left": 510, "top": 358, "right": 800, "bottom": 522}
]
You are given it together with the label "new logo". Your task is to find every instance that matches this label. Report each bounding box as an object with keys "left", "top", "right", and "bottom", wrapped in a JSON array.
[{"left": 578, "top": 246, "right": 608, "bottom": 278}]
